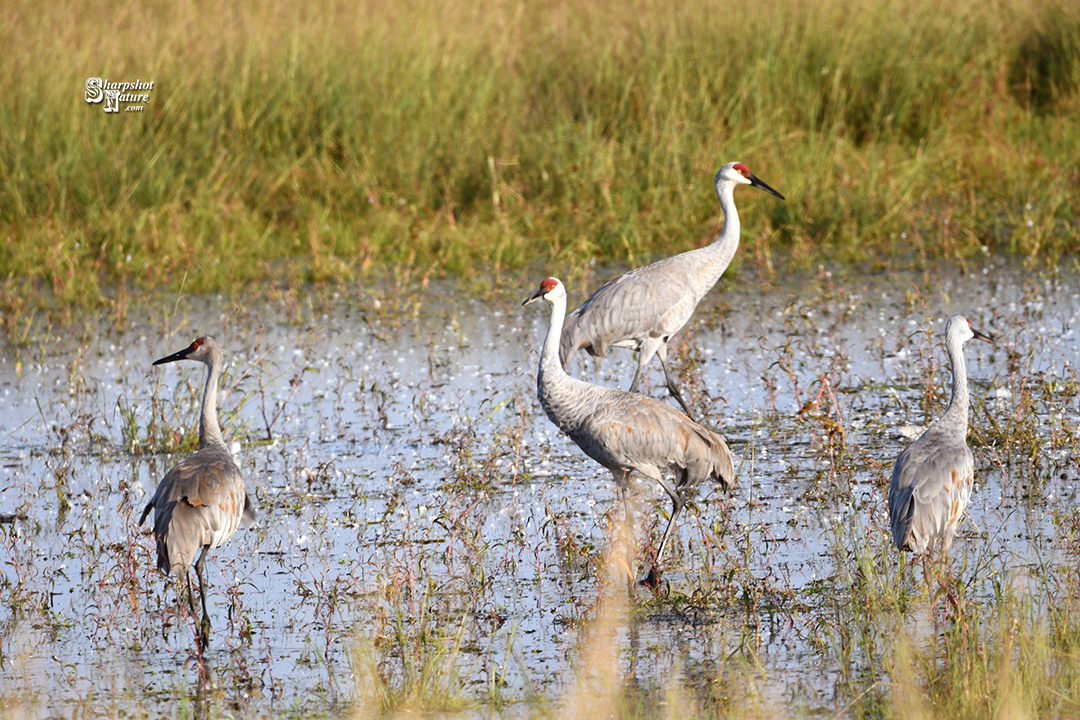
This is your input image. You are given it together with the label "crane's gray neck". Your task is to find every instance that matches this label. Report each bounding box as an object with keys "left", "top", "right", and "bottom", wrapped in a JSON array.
[
  {"left": 538, "top": 293, "right": 568, "bottom": 390},
  {"left": 940, "top": 334, "right": 970, "bottom": 432},
  {"left": 198, "top": 355, "right": 225, "bottom": 449},
  {"left": 702, "top": 182, "right": 741, "bottom": 280},
  {"left": 534, "top": 290, "right": 605, "bottom": 433}
]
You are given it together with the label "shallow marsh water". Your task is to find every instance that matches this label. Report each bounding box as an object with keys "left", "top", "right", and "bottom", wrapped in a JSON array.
[{"left": 1, "top": 260, "right": 1079, "bottom": 717}]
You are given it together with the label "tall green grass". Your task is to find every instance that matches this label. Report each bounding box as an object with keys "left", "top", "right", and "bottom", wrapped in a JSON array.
[{"left": 1, "top": 0, "right": 1078, "bottom": 309}]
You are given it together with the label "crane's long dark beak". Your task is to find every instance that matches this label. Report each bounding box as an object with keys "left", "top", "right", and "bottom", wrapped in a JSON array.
[
  {"left": 972, "top": 327, "right": 994, "bottom": 344},
  {"left": 522, "top": 287, "right": 546, "bottom": 307},
  {"left": 153, "top": 347, "right": 191, "bottom": 366},
  {"left": 750, "top": 174, "right": 785, "bottom": 200},
  {"left": 153, "top": 340, "right": 198, "bottom": 365}
]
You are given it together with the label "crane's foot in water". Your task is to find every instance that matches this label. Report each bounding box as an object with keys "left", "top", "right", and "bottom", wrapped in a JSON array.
[
  {"left": 197, "top": 615, "right": 212, "bottom": 651},
  {"left": 640, "top": 566, "right": 662, "bottom": 588}
]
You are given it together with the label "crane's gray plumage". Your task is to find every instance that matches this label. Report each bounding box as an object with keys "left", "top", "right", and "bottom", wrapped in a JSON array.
[
  {"left": 560, "top": 162, "right": 783, "bottom": 416},
  {"left": 139, "top": 336, "right": 254, "bottom": 648},
  {"left": 888, "top": 316, "right": 993, "bottom": 556},
  {"left": 525, "top": 277, "right": 735, "bottom": 584}
]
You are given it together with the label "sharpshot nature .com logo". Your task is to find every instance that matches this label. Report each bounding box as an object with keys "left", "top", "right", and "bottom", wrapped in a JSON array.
[{"left": 85, "top": 77, "right": 154, "bottom": 113}]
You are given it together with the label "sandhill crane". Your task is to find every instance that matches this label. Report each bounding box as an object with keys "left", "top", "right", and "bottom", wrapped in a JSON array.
[
  {"left": 525, "top": 277, "right": 735, "bottom": 585},
  {"left": 140, "top": 336, "right": 255, "bottom": 649},
  {"left": 888, "top": 316, "right": 993, "bottom": 557},
  {"left": 560, "top": 162, "right": 784, "bottom": 416}
]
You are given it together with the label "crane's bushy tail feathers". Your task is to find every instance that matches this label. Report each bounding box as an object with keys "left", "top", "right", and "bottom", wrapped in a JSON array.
[
  {"left": 686, "top": 422, "right": 735, "bottom": 492},
  {"left": 242, "top": 494, "right": 257, "bottom": 527},
  {"left": 889, "top": 488, "right": 916, "bottom": 551},
  {"left": 156, "top": 534, "right": 173, "bottom": 575},
  {"left": 712, "top": 440, "right": 735, "bottom": 492}
]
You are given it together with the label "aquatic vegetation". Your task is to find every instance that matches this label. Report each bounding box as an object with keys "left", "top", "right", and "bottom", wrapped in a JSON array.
[{"left": 0, "top": 263, "right": 1078, "bottom": 717}]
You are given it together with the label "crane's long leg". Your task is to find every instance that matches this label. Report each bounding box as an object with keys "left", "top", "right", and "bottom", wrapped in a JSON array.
[
  {"left": 654, "top": 493, "right": 685, "bottom": 567},
  {"left": 194, "top": 545, "right": 212, "bottom": 650},
  {"left": 628, "top": 338, "right": 662, "bottom": 395},
  {"left": 628, "top": 358, "right": 648, "bottom": 394},
  {"left": 656, "top": 344, "right": 693, "bottom": 418},
  {"left": 184, "top": 568, "right": 199, "bottom": 621},
  {"left": 643, "top": 476, "right": 685, "bottom": 587}
]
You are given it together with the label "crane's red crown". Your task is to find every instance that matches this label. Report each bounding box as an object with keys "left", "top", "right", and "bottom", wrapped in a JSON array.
[
  {"left": 541, "top": 278, "right": 559, "bottom": 292},
  {"left": 733, "top": 163, "right": 751, "bottom": 178},
  {"left": 191, "top": 337, "right": 205, "bottom": 350}
]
